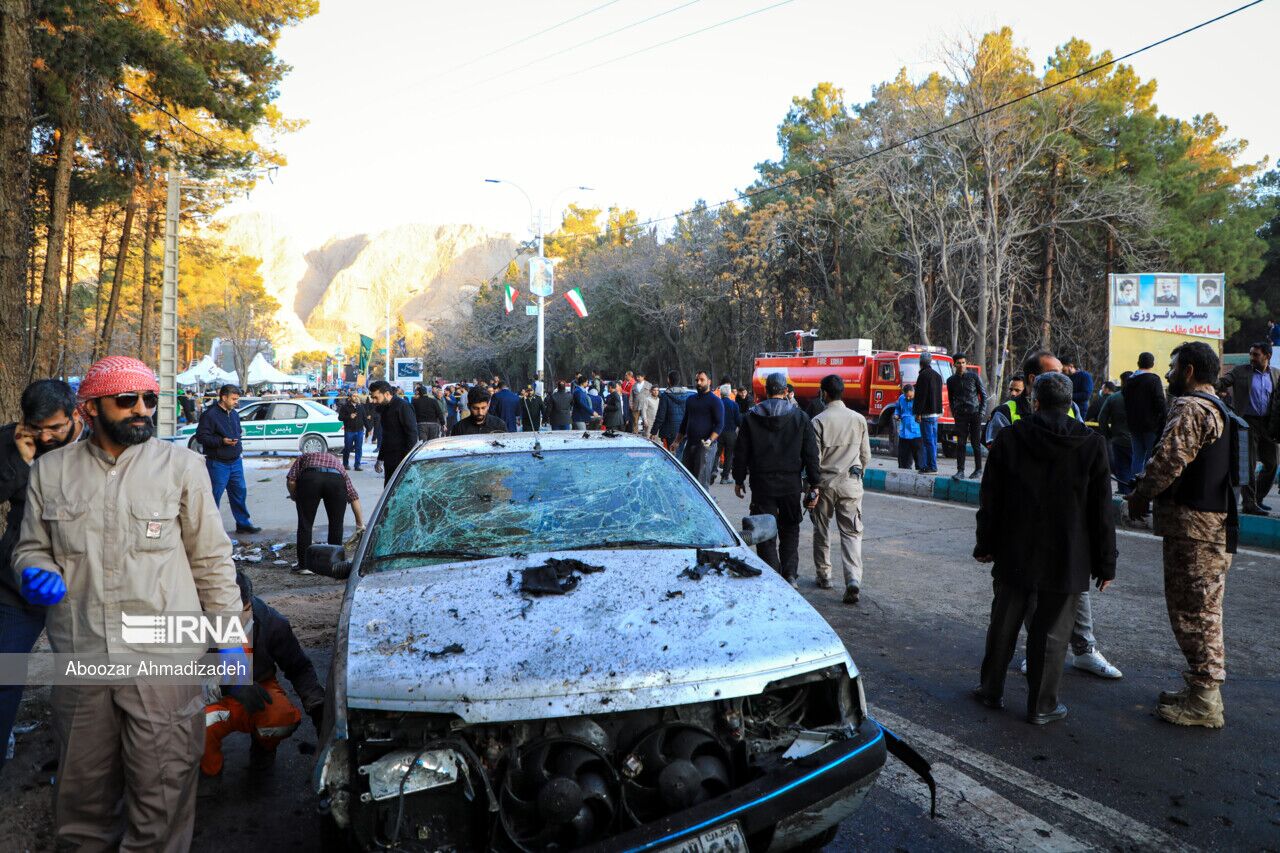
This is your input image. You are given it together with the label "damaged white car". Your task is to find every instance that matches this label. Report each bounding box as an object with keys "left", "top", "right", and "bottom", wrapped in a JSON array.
[{"left": 308, "top": 433, "right": 932, "bottom": 852}]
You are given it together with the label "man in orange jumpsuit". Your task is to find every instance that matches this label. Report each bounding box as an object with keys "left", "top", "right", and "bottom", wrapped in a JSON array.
[{"left": 202, "top": 572, "right": 325, "bottom": 775}]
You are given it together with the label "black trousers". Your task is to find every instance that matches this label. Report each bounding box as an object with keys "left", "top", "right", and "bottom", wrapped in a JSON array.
[
  {"left": 381, "top": 451, "right": 407, "bottom": 486},
  {"left": 954, "top": 413, "right": 984, "bottom": 473},
  {"left": 750, "top": 493, "right": 803, "bottom": 580},
  {"left": 1243, "top": 415, "right": 1277, "bottom": 507},
  {"left": 296, "top": 471, "right": 347, "bottom": 571},
  {"left": 719, "top": 430, "right": 737, "bottom": 481},
  {"left": 417, "top": 421, "right": 441, "bottom": 442},
  {"left": 897, "top": 437, "right": 922, "bottom": 469},
  {"left": 978, "top": 580, "right": 1079, "bottom": 717}
]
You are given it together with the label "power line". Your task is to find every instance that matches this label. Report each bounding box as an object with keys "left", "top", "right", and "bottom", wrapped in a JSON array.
[
  {"left": 424, "top": 0, "right": 628, "bottom": 82},
  {"left": 548, "top": 0, "right": 1267, "bottom": 244},
  {"left": 437, "top": 0, "right": 705, "bottom": 101}
]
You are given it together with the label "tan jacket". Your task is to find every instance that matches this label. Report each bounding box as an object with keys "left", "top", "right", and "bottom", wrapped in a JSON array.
[
  {"left": 14, "top": 437, "right": 241, "bottom": 655},
  {"left": 812, "top": 400, "right": 871, "bottom": 497}
]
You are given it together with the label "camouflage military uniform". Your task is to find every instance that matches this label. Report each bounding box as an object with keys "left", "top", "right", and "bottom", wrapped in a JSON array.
[{"left": 1133, "top": 394, "right": 1231, "bottom": 688}]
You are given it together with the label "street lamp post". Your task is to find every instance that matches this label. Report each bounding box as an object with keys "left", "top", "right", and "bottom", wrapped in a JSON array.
[{"left": 484, "top": 179, "right": 592, "bottom": 395}]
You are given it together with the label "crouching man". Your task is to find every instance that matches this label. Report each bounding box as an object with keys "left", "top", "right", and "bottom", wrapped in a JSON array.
[{"left": 202, "top": 571, "right": 325, "bottom": 776}]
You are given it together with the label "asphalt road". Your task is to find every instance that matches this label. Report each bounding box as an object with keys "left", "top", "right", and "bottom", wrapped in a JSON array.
[{"left": 179, "top": 454, "right": 1280, "bottom": 853}]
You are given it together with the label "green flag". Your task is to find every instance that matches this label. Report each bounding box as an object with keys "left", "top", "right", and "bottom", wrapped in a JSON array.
[{"left": 358, "top": 335, "right": 374, "bottom": 375}]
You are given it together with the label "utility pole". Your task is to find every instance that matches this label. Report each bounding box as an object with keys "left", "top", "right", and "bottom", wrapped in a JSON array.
[
  {"left": 158, "top": 163, "right": 180, "bottom": 439},
  {"left": 535, "top": 210, "right": 545, "bottom": 396}
]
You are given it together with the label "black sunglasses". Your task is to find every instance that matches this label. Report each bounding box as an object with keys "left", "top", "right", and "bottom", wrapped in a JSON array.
[{"left": 102, "top": 391, "right": 159, "bottom": 409}]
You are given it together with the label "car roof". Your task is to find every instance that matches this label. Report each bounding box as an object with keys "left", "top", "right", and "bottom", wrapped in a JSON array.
[{"left": 408, "top": 431, "right": 656, "bottom": 462}]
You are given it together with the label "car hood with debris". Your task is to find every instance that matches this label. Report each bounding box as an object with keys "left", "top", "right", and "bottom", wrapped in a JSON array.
[{"left": 344, "top": 547, "right": 855, "bottom": 723}]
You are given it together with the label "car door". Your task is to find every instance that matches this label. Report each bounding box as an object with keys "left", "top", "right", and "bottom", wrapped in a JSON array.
[
  {"left": 238, "top": 403, "right": 269, "bottom": 450},
  {"left": 264, "top": 402, "right": 307, "bottom": 450}
]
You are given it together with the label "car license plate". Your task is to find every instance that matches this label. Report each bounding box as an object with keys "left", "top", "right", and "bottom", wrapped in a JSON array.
[{"left": 656, "top": 822, "right": 748, "bottom": 853}]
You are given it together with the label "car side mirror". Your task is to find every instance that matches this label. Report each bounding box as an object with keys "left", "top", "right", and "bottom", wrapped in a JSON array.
[
  {"left": 741, "top": 514, "right": 778, "bottom": 546},
  {"left": 307, "top": 544, "right": 351, "bottom": 580}
]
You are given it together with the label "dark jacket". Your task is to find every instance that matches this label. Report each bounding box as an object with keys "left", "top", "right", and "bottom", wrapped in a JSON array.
[
  {"left": 975, "top": 411, "right": 1116, "bottom": 594},
  {"left": 1217, "top": 362, "right": 1280, "bottom": 419},
  {"left": 337, "top": 400, "right": 365, "bottom": 434},
  {"left": 1070, "top": 370, "right": 1094, "bottom": 410},
  {"left": 451, "top": 415, "right": 507, "bottom": 436},
  {"left": 0, "top": 424, "right": 37, "bottom": 611},
  {"left": 489, "top": 388, "right": 522, "bottom": 432},
  {"left": 571, "top": 386, "right": 594, "bottom": 424},
  {"left": 413, "top": 394, "right": 444, "bottom": 426},
  {"left": 547, "top": 389, "right": 574, "bottom": 428},
  {"left": 246, "top": 597, "right": 324, "bottom": 712},
  {"left": 521, "top": 395, "right": 544, "bottom": 432},
  {"left": 1096, "top": 391, "right": 1131, "bottom": 449},
  {"left": 732, "top": 398, "right": 821, "bottom": 497},
  {"left": 1123, "top": 371, "right": 1167, "bottom": 435},
  {"left": 946, "top": 371, "right": 987, "bottom": 417},
  {"left": 377, "top": 396, "right": 419, "bottom": 462},
  {"left": 602, "top": 391, "right": 626, "bottom": 430},
  {"left": 678, "top": 389, "right": 725, "bottom": 443},
  {"left": 720, "top": 397, "right": 741, "bottom": 433},
  {"left": 652, "top": 387, "right": 692, "bottom": 441},
  {"left": 195, "top": 403, "right": 243, "bottom": 462},
  {"left": 914, "top": 362, "right": 944, "bottom": 417}
]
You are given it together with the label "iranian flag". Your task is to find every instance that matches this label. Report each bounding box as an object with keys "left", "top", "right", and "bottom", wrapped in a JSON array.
[
  {"left": 504, "top": 284, "right": 518, "bottom": 314},
  {"left": 565, "top": 287, "right": 588, "bottom": 318}
]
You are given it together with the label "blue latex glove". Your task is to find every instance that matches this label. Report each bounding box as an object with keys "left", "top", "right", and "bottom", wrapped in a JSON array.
[
  {"left": 20, "top": 567, "right": 65, "bottom": 606},
  {"left": 214, "top": 647, "right": 253, "bottom": 685}
]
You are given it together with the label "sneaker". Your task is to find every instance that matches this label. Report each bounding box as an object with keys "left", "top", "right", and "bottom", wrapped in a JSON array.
[
  {"left": 235, "top": 525, "right": 262, "bottom": 535},
  {"left": 1242, "top": 504, "right": 1269, "bottom": 517},
  {"left": 968, "top": 469, "right": 982, "bottom": 480},
  {"left": 952, "top": 471, "right": 965, "bottom": 480},
  {"left": 292, "top": 568, "right": 314, "bottom": 576},
  {"left": 842, "top": 585, "right": 860, "bottom": 605},
  {"left": 972, "top": 688, "right": 1003, "bottom": 709},
  {"left": 1028, "top": 703, "right": 1069, "bottom": 726},
  {"left": 1259, "top": 500, "right": 1273, "bottom": 511},
  {"left": 353, "top": 466, "right": 364, "bottom": 471},
  {"left": 1072, "top": 649, "right": 1122, "bottom": 679},
  {"left": 816, "top": 577, "right": 833, "bottom": 590},
  {"left": 788, "top": 578, "right": 799, "bottom": 589}
]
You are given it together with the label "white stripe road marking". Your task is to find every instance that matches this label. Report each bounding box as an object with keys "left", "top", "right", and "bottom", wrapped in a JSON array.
[
  {"left": 876, "top": 759, "right": 1093, "bottom": 852},
  {"left": 872, "top": 708, "right": 1198, "bottom": 853},
  {"left": 864, "top": 490, "right": 1280, "bottom": 560}
]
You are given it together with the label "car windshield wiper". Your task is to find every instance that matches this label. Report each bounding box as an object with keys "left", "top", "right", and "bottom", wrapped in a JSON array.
[
  {"left": 369, "top": 548, "right": 502, "bottom": 564},
  {"left": 559, "top": 540, "right": 712, "bottom": 551}
]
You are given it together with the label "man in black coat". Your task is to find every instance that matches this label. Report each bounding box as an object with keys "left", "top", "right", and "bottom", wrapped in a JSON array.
[
  {"left": 521, "top": 387, "right": 544, "bottom": 433},
  {"left": 973, "top": 372, "right": 1117, "bottom": 725},
  {"left": 1216, "top": 341, "right": 1280, "bottom": 514},
  {"left": 546, "top": 381, "right": 574, "bottom": 431},
  {"left": 412, "top": 385, "right": 445, "bottom": 441},
  {"left": 452, "top": 386, "right": 508, "bottom": 435},
  {"left": 733, "top": 372, "right": 822, "bottom": 586},
  {"left": 1123, "top": 351, "right": 1168, "bottom": 483},
  {"left": 370, "top": 380, "right": 419, "bottom": 485},
  {"left": 913, "top": 352, "right": 944, "bottom": 473}
]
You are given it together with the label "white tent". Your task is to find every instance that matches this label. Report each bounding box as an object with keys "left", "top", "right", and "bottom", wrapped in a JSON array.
[
  {"left": 176, "top": 355, "right": 239, "bottom": 387},
  {"left": 246, "top": 353, "right": 299, "bottom": 386}
]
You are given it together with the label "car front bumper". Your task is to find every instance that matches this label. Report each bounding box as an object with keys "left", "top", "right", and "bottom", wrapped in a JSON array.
[{"left": 582, "top": 719, "right": 894, "bottom": 853}]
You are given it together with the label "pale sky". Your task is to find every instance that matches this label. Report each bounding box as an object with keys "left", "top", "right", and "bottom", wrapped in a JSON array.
[{"left": 224, "top": 0, "right": 1279, "bottom": 248}]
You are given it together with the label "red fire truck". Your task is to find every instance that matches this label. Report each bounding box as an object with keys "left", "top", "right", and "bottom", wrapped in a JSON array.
[{"left": 752, "top": 339, "right": 967, "bottom": 453}]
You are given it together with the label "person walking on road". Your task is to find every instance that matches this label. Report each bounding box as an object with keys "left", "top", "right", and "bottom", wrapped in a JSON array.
[
  {"left": 547, "top": 381, "right": 574, "bottom": 431},
  {"left": 947, "top": 352, "right": 987, "bottom": 480},
  {"left": 1216, "top": 341, "right": 1279, "bottom": 515},
  {"left": 0, "top": 380, "right": 84, "bottom": 774},
  {"left": 337, "top": 392, "right": 366, "bottom": 470},
  {"left": 370, "top": 379, "right": 418, "bottom": 485},
  {"left": 1127, "top": 342, "right": 1239, "bottom": 728},
  {"left": 489, "top": 378, "right": 522, "bottom": 433},
  {"left": 913, "top": 352, "right": 943, "bottom": 473},
  {"left": 413, "top": 385, "right": 445, "bottom": 441},
  {"left": 650, "top": 372, "right": 692, "bottom": 450},
  {"left": 974, "top": 372, "right": 1117, "bottom": 725},
  {"left": 811, "top": 375, "right": 870, "bottom": 604},
  {"left": 675, "top": 371, "right": 725, "bottom": 487},
  {"left": 287, "top": 450, "right": 365, "bottom": 574},
  {"left": 718, "top": 389, "right": 741, "bottom": 485},
  {"left": 15, "top": 355, "right": 243, "bottom": 849},
  {"left": 196, "top": 383, "right": 261, "bottom": 534},
  {"left": 452, "top": 386, "right": 508, "bottom": 435},
  {"left": 1124, "top": 351, "right": 1168, "bottom": 483},
  {"left": 733, "top": 372, "right": 821, "bottom": 587}
]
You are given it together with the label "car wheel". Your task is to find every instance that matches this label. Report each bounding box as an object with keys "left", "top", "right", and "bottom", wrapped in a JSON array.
[
  {"left": 301, "top": 435, "right": 327, "bottom": 454},
  {"left": 794, "top": 825, "right": 839, "bottom": 851}
]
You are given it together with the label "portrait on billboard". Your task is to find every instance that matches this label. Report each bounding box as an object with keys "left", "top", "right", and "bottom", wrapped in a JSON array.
[
  {"left": 1114, "top": 276, "right": 1139, "bottom": 306},
  {"left": 1154, "top": 276, "right": 1181, "bottom": 306},
  {"left": 1197, "top": 275, "right": 1223, "bottom": 307}
]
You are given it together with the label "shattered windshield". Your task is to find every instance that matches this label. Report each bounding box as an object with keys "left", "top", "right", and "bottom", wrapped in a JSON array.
[{"left": 366, "top": 447, "right": 736, "bottom": 571}]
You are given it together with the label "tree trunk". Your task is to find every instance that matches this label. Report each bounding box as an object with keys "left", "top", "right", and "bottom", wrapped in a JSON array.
[
  {"left": 91, "top": 213, "right": 110, "bottom": 361},
  {"left": 98, "top": 173, "right": 139, "bottom": 358},
  {"left": 57, "top": 202, "right": 75, "bottom": 377},
  {"left": 138, "top": 189, "right": 158, "bottom": 363},
  {"left": 34, "top": 121, "right": 76, "bottom": 379},
  {"left": 1039, "top": 160, "right": 1059, "bottom": 349},
  {"left": 0, "top": 0, "right": 32, "bottom": 419}
]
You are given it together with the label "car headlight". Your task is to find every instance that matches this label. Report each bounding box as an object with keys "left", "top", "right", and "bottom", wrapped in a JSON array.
[{"left": 358, "top": 748, "right": 465, "bottom": 802}]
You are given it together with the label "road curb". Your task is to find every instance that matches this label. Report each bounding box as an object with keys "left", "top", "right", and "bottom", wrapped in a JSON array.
[{"left": 861, "top": 467, "right": 1280, "bottom": 551}]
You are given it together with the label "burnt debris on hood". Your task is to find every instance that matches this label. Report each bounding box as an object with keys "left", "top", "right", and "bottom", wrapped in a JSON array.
[
  {"left": 680, "top": 549, "right": 763, "bottom": 581},
  {"left": 519, "top": 557, "right": 606, "bottom": 596}
]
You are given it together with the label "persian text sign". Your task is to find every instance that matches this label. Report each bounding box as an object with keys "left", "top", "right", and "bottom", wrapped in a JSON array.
[{"left": 1109, "top": 273, "right": 1224, "bottom": 339}]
